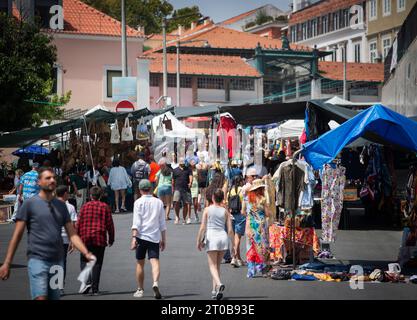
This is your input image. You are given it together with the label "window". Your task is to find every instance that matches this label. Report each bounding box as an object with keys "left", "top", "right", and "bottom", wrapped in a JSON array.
[
  {"left": 369, "top": 41, "right": 377, "bottom": 63},
  {"left": 333, "top": 11, "right": 340, "bottom": 31},
  {"left": 382, "top": 37, "right": 391, "bottom": 59},
  {"left": 322, "top": 15, "right": 328, "bottom": 34},
  {"left": 197, "top": 77, "right": 224, "bottom": 89},
  {"left": 383, "top": 0, "right": 391, "bottom": 16},
  {"left": 369, "top": 0, "right": 377, "bottom": 20},
  {"left": 302, "top": 22, "right": 307, "bottom": 40},
  {"left": 230, "top": 79, "right": 255, "bottom": 91},
  {"left": 354, "top": 43, "right": 361, "bottom": 63},
  {"left": 341, "top": 9, "right": 349, "bottom": 28},
  {"left": 167, "top": 74, "right": 192, "bottom": 88},
  {"left": 150, "top": 73, "right": 159, "bottom": 87},
  {"left": 311, "top": 18, "right": 318, "bottom": 37},
  {"left": 291, "top": 26, "right": 297, "bottom": 42},
  {"left": 106, "top": 70, "right": 122, "bottom": 98},
  {"left": 397, "top": 0, "right": 406, "bottom": 12}
]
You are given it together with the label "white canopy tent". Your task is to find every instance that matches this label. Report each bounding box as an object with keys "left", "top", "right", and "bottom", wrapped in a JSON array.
[
  {"left": 267, "top": 119, "right": 339, "bottom": 141},
  {"left": 151, "top": 111, "right": 203, "bottom": 139}
]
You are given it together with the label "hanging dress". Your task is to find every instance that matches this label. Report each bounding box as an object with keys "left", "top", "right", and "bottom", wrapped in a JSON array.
[{"left": 246, "top": 197, "right": 270, "bottom": 278}]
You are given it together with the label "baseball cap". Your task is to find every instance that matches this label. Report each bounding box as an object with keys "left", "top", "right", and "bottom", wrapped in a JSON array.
[{"left": 139, "top": 179, "right": 152, "bottom": 190}]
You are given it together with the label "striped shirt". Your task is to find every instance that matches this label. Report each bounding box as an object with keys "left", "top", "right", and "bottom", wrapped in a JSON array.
[{"left": 20, "top": 170, "right": 40, "bottom": 200}]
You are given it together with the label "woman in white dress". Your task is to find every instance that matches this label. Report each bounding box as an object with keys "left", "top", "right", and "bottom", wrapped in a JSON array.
[
  {"left": 196, "top": 189, "right": 233, "bottom": 300},
  {"left": 108, "top": 159, "right": 132, "bottom": 213}
]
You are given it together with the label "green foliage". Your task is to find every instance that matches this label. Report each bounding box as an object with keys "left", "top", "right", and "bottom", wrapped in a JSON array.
[
  {"left": 82, "top": 1, "right": 203, "bottom": 35},
  {"left": 167, "top": 5, "right": 202, "bottom": 33},
  {"left": 255, "top": 9, "right": 273, "bottom": 25},
  {"left": 0, "top": 13, "right": 70, "bottom": 131},
  {"left": 244, "top": 21, "right": 256, "bottom": 29}
]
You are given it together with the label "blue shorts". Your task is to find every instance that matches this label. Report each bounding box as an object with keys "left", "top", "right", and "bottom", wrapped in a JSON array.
[
  {"left": 135, "top": 238, "right": 160, "bottom": 260},
  {"left": 158, "top": 185, "right": 172, "bottom": 197},
  {"left": 232, "top": 213, "right": 246, "bottom": 236},
  {"left": 28, "top": 258, "right": 64, "bottom": 300}
]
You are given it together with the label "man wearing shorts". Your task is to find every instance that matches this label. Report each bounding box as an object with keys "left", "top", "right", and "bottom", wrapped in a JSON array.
[
  {"left": 0, "top": 167, "right": 95, "bottom": 300},
  {"left": 172, "top": 158, "right": 193, "bottom": 224},
  {"left": 131, "top": 152, "right": 150, "bottom": 201},
  {"left": 131, "top": 179, "right": 166, "bottom": 299}
]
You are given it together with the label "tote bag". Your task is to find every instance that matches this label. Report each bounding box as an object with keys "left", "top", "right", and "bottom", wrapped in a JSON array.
[
  {"left": 136, "top": 117, "right": 150, "bottom": 141},
  {"left": 121, "top": 117, "right": 134, "bottom": 142},
  {"left": 110, "top": 119, "right": 120, "bottom": 144}
]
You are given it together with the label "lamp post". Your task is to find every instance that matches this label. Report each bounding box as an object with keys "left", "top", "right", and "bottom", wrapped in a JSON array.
[
  {"left": 175, "top": 39, "right": 210, "bottom": 107},
  {"left": 121, "top": 0, "right": 128, "bottom": 77},
  {"left": 343, "top": 41, "right": 348, "bottom": 100}
]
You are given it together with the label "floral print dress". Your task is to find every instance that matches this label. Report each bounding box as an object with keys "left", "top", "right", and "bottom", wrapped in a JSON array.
[{"left": 245, "top": 197, "right": 270, "bottom": 278}]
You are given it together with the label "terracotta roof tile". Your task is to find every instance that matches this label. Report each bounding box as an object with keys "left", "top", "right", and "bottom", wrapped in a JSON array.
[
  {"left": 319, "top": 61, "right": 384, "bottom": 82},
  {"left": 289, "top": 0, "right": 363, "bottom": 25},
  {"left": 43, "top": 0, "right": 143, "bottom": 37},
  {"left": 144, "top": 25, "right": 309, "bottom": 55},
  {"left": 146, "top": 53, "right": 261, "bottom": 77}
]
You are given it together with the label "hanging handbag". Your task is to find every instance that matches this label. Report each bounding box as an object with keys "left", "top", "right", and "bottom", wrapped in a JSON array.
[
  {"left": 136, "top": 117, "right": 150, "bottom": 141},
  {"left": 162, "top": 114, "right": 172, "bottom": 131},
  {"left": 121, "top": 117, "right": 134, "bottom": 142},
  {"left": 110, "top": 119, "right": 120, "bottom": 144}
]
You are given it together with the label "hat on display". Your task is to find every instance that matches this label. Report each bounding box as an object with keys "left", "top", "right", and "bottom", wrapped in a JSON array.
[{"left": 249, "top": 179, "right": 266, "bottom": 192}]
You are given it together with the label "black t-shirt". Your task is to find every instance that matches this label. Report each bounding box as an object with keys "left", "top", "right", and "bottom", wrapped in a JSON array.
[
  {"left": 16, "top": 195, "right": 71, "bottom": 262},
  {"left": 173, "top": 167, "right": 192, "bottom": 191}
]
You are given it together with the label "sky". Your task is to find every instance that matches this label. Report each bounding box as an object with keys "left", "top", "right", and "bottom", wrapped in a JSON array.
[{"left": 168, "top": 0, "right": 292, "bottom": 23}]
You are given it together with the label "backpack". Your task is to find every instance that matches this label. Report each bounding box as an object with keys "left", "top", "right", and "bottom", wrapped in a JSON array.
[
  {"left": 228, "top": 186, "right": 242, "bottom": 214},
  {"left": 133, "top": 161, "right": 148, "bottom": 181}
]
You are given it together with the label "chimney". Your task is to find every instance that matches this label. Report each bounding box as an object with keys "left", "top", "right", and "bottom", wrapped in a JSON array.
[{"left": 191, "top": 21, "right": 197, "bottom": 30}]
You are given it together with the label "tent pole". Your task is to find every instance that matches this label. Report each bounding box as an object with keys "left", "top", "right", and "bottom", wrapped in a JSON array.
[{"left": 292, "top": 149, "right": 302, "bottom": 270}]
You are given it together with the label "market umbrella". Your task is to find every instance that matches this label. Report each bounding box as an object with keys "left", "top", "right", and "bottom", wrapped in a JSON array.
[{"left": 12, "top": 145, "right": 49, "bottom": 159}]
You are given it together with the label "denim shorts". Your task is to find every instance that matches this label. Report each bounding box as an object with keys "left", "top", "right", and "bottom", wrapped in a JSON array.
[
  {"left": 158, "top": 185, "right": 172, "bottom": 197},
  {"left": 232, "top": 213, "right": 246, "bottom": 236},
  {"left": 28, "top": 258, "right": 64, "bottom": 300}
]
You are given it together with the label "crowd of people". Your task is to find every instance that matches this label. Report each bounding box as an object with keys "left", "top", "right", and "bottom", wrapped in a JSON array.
[{"left": 0, "top": 148, "right": 279, "bottom": 301}]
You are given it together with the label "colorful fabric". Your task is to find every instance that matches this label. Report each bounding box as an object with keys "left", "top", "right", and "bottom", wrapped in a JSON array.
[
  {"left": 269, "top": 224, "right": 320, "bottom": 261},
  {"left": 321, "top": 164, "right": 346, "bottom": 242},
  {"left": 149, "top": 162, "right": 160, "bottom": 183},
  {"left": 77, "top": 201, "right": 115, "bottom": 247},
  {"left": 245, "top": 198, "right": 269, "bottom": 278},
  {"left": 20, "top": 170, "right": 40, "bottom": 200}
]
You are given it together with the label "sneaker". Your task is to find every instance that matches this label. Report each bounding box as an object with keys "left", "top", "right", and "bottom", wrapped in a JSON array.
[
  {"left": 237, "top": 259, "right": 246, "bottom": 267},
  {"left": 230, "top": 258, "right": 238, "bottom": 268},
  {"left": 152, "top": 286, "right": 162, "bottom": 299},
  {"left": 92, "top": 291, "right": 100, "bottom": 296},
  {"left": 195, "top": 216, "right": 200, "bottom": 223},
  {"left": 120, "top": 207, "right": 127, "bottom": 212},
  {"left": 80, "top": 283, "right": 91, "bottom": 295},
  {"left": 186, "top": 218, "right": 191, "bottom": 224},
  {"left": 174, "top": 218, "right": 179, "bottom": 224},
  {"left": 215, "top": 284, "right": 225, "bottom": 300},
  {"left": 221, "top": 259, "right": 231, "bottom": 264},
  {"left": 211, "top": 290, "right": 216, "bottom": 299},
  {"left": 133, "top": 288, "right": 144, "bottom": 298},
  {"left": 60, "top": 289, "right": 65, "bottom": 296},
  {"left": 114, "top": 209, "right": 120, "bottom": 214}
]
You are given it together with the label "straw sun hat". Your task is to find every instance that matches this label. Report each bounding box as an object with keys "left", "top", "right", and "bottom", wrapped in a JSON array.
[{"left": 249, "top": 179, "right": 266, "bottom": 192}]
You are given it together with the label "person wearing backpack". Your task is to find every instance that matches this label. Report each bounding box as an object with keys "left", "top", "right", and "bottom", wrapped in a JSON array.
[
  {"left": 227, "top": 175, "right": 246, "bottom": 268},
  {"left": 131, "top": 153, "right": 150, "bottom": 201}
]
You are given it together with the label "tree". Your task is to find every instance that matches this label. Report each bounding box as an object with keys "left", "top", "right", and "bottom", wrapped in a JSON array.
[
  {"left": 167, "top": 6, "right": 202, "bottom": 33},
  {"left": 0, "top": 13, "right": 69, "bottom": 131},
  {"left": 82, "top": 0, "right": 203, "bottom": 35}
]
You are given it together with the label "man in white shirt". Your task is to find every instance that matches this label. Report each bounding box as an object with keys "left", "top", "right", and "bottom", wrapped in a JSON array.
[
  {"left": 131, "top": 179, "right": 167, "bottom": 299},
  {"left": 56, "top": 185, "right": 78, "bottom": 295}
]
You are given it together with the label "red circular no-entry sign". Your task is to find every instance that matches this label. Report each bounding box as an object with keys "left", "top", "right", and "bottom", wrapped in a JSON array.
[{"left": 116, "top": 100, "right": 135, "bottom": 113}]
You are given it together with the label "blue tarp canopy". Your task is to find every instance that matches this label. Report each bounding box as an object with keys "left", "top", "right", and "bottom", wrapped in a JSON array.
[
  {"left": 12, "top": 145, "right": 50, "bottom": 158},
  {"left": 302, "top": 104, "right": 417, "bottom": 169}
]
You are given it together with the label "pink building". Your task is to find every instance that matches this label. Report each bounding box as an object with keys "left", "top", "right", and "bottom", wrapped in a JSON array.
[{"left": 11, "top": 0, "right": 144, "bottom": 114}]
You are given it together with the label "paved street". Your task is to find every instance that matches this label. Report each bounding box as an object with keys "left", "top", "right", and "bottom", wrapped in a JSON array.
[{"left": 1, "top": 212, "right": 417, "bottom": 300}]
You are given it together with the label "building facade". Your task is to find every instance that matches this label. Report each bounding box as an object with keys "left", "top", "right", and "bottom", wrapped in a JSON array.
[
  {"left": 382, "top": 1, "right": 417, "bottom": 116},
  {"left": 10, "top": 0, "right": 144, "bottom": 115},
  {"left": 288, "top": 0, "right": 368, "bottom": 63},
  {"left": 366, "top": 0, "right": 417, "bottom": 63}
]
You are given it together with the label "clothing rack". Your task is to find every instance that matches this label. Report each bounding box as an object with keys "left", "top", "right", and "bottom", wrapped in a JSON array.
[{"left": 290, "top": 149, "right": 302, "bottom": 270}]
